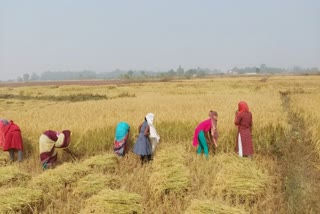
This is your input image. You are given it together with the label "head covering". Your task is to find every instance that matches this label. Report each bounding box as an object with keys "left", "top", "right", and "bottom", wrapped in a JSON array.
[
  {"left": 145, "top": 113, "right": 160, "bottom": 142},
  {"left": 61, "top": 130, "right": 71, "bottom": 147},
  {"left": 238, "top": 101, "right": 249, "bottom": 113},
  {"left": 146, "top": 113, "right": 154, "bottom": 125},
  {"left": 209, "top": 110, "right": 218, "bottom": 118}
]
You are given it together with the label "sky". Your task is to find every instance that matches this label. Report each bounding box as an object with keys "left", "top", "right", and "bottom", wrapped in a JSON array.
[{"left": 0, "top": 0, "right": 319, "bottom": 81}]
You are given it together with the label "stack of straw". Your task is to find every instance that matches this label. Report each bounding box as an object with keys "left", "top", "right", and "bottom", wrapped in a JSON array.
[
  {"left": 80, "top": 189, "right": 142, "bottom": 214},
  {"left": 73, "top": 173, "right": 119, "bottom": 198},
  {"left": 31, "top": 162, "right": 90, "bottom": 194},
  {"left": 185, "top": 199, "right": 248, "bottom": 214},
  {"left": 0, "top": 165, "right": 31, "bottom": 187},
  {"left": 80, "top": 154, "right": 119, "bottom": 173},
  {"left": 212, "top": 154, "right": 269, "bottom": 198},
  {"left": 0, "top": 187, "right": 42, "bottom": 213},
  {"left": 149, "top": 145, "right": 190, "bottom": 196}
]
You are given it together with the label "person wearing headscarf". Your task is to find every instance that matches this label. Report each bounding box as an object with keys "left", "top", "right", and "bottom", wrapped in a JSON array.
[
  {"left": 145, "top": 113, "right": 160, "bottom": 155},
  {"left": 2, "top": 120, "right": 23, "bottom": 162},
  {"left": 113, "top": 122, "right": 130, "bottom": 157},
  {"left": 39, "top": 130, "right": 72, "bottom": 169},
  {"left": 192, "top": 111, "right": 218, "bottom": 159},
  {"left": 234, "top": 101, "right": 253, "bottom": 158},
  {"left": 133, "top": 115, "right": 152, "bottom": 165},
  {"left": 0, "top": 119, "right": 9, "bottom": 149}
]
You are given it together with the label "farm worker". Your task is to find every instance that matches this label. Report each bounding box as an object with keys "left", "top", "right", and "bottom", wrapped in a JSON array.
[
  {"left": 0, "top": 119, "right": 9, "bottom": 148},
  {"left": 2, "top": 120, "right": 23, "bottom": 162},
  {"left": 133, "top": 114, "right": 152, "bottom": 165},
  {"left": 145, "top": 113, "right": 160, "bottom": 155},
  {"left": 234, "top": 101, "right": 254, "bottom": 158},
  {"left": 39, "top": 130, "right": 72, "bottom": 170},
  {"left": 114, "top": 121, "right": 130, "bottom": 156},
  {"left": 192, "top": 111, "right": 218, "bottom": 159}
]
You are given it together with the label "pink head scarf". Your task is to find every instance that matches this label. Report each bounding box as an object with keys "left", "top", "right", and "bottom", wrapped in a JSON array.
[{"left": 238, "top": 101, "right": 249, "bottom": 113}]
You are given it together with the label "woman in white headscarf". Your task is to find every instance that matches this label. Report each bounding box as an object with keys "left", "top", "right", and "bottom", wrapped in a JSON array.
[{"left": 145, "top": 113, "right": 160, "bottom": 154}]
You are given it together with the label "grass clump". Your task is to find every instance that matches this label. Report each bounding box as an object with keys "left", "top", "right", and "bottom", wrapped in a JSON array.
[
  {"left": 0, "top": 187, "right": 42, "bottom": 213},
  {"left": 73, "top": 173, "right": 119, "bottom": 198},
  {"left": 80, "top": 154, "right": 119, "bottom": 173},
  {"left": 149, "top": 145, "right": 190, "bottom": 196},
  {"left": 185, "top": 199, "right": 248, "bottom": 214},
  {"left": 0, "top": 166, "right": 31, "bottom": 187},
  {"left": 80, "top": 189, "right": 142, "bottom": 214}
]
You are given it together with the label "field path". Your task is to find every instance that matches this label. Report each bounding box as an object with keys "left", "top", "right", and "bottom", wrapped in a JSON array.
[{"left": 280, "top": 91, "right": 320, "bottom": 213}]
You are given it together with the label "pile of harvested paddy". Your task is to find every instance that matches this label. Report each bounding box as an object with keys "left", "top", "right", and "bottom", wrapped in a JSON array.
[
  {"left": 0, "top": 165, "right": 31, "bottom": 187},
  {"left": 212, "top": 154, "right": 269, "bottom": 198},
  {"left": 73, "top": 173, "right": 119, "bottom": 198},
  {"left": 80, "top": 189, "right": 142, "bottom": 214},
  {"left": 80, "top": 154, "right": 119, "bottom": 173},
  {"left": 31, "top": 162, "right": 90, "bottom": 194},
  {"left": 185, "top": 199, "right": 248, "bottom": 214},
  {"left": 149, "top": 145, "right": 190, "bottom": 196},
  {"left": 0, "top": 187, "right": 42, "bottom": 213}
]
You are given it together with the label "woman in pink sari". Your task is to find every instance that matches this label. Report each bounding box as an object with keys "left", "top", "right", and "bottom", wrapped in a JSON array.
[
  {"left": 234, "top": 101, "right": 254, "bottom": 158},
  {"left": 193, "top": 111, "right": 218, "bottom": 159}
]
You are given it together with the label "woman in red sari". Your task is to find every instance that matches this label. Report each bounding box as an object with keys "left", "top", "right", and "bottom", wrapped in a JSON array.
[
  {"left": 2, "top": 120, "right": 23, "bottom": 162},
  {"left": 234, "top": 101, "right": 253, "bottom": 158}
]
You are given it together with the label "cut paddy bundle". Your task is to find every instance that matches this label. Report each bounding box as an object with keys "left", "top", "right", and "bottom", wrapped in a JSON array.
[
  {"left": 0, "top": 165, "right": 31, "bottom": 187},
  {"left": 80, "top": 188, "right": 142, "bottom": 214},
  {"left": 149, "top": 145, "right": 190, "bottom": 196},
  {"left": 0, "top": 187, "right": 42, "bottom": 213},
  {"left": 212, "top": 154, "right": 269, "bottom": 198},
  {"left": 80, "top": 153, "right": 119, "bottom": 173},
  {"left": 30, "top": 162, "right": 90, "bottom": 195},
  {"left": 184, "top": 199, "right": 248, "bottom": 214},
  {"left": 73, "top": 173, "right": 120, "bottom": 198}
]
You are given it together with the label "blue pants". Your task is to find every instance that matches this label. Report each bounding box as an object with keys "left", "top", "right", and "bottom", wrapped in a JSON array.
[
  {"left": 197, "top": 131, "right": 208, "bottom": 159},
  {"left": 9, "top": 149, "right": 23, "bottom": 161}
]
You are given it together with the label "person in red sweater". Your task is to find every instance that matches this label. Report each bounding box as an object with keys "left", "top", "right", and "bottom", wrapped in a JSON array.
[
  {"left": 3, "top": 120, "right": 23, "bottom": 162},
  {"left": 234, "top": 101, "right": 254, "bottom": 159}
]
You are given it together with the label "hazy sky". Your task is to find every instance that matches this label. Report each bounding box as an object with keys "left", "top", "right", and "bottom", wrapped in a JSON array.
[{"left": 0, "top": 0, "right": 319, "bottom": 80}]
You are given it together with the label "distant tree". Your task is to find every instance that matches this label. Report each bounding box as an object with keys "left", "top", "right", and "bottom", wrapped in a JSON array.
[
  {"left": 30, "top": 73, "right": 40, "bottom": 81},
  {"left": 23, "top": 73, "right": 30, "bottom": 82},
  {"left": 176, "top": 65, "right": 184, "bottom": 76}
]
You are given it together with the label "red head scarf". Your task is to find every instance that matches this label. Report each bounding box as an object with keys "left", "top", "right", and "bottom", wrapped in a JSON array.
[{"left": 238, "top": 101, "right": 249, "bottom": 113}]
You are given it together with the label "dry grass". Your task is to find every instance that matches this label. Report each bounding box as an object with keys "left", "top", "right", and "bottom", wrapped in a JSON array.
[{"left": 80, "top": 153, "right": 119, "bottom": 173}]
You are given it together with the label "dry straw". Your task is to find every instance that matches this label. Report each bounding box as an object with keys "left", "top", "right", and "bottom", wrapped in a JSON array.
[
  {"left": 0, "top": 165, "right": 31, "bottom": 187},
  {"left": 212, "top": 154, "right": 269, "bottom": 198},
  {"left": 80, "top": 154, "right": 119, "bottom": 173},
  {"left": 0, "top": 187, "right": 42, "bottom": 213},
  {"left": 31, "top": 162, "right": 90, "bottom": 195},
  {"left": 80, "top": 189, "right": 142, "bottom": 214},
  {"left": 149, "top": 145, "right": 190, "bottom": 196},
  {"left": 185, "top": 199, "right": 248, "bottom": 214},
  {"left": 73, "top": 173, "right": 120, "bottom": 198}
]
